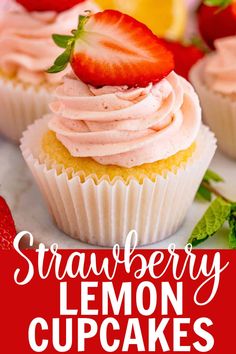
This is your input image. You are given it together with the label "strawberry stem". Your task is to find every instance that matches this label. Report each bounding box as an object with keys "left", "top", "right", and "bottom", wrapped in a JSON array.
[{"left": 47, "top": 14, "right": 90, "bottom": 74}]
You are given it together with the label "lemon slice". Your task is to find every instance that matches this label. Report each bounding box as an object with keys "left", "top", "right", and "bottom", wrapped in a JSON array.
[{"left": 94, "top": 0, "right": 187, "bottom": 40}]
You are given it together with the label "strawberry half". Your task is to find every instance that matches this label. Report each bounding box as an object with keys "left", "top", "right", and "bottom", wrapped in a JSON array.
[
  {"left": 0, "top": 197, "right": 16, "bottom": 250},
  {"left": 48, "top": 10, "right": 174, "bottom": 87},
  {"left": 161, "top": 39, "right": 205, "bottom": 80},
  {"left": 198, "top": 0, "right": 236, "bottom": 49},
  {"left": 16, "top": 0, "right": 86, "bottom": 12}
]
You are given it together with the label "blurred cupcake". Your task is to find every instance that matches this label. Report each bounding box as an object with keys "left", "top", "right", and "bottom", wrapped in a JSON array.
[
  {"left": 21, "top": 10, "right": 216, "bottom": 246},
  {"left": 190, "top": 36, "right": 236, "bottom": 159},
  {"left": 0, "top": 0, "right": 99, "bottom": 142}
]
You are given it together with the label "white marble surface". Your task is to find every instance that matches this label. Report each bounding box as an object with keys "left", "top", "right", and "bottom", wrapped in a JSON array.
[{"left": 0, "top": 134, "right": 235, "bottom": 249}]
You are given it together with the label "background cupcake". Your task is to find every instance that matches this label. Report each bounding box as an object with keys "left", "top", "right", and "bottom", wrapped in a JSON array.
[
  {"left": 21, "top": 10, "right": 216, "bottom": 247},
  {"left": 0, "top": 0, "right": 99, "bottom": 142},
  {"left": 190, "top": 35, "right": 236, "bottom": 159}
]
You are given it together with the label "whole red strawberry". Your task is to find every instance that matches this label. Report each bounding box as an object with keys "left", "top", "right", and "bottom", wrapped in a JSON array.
[
  {"left": 0, "top": 197, "right": 16, "bottom": 250},
  {"left": 16, "top": 0, "right": 86, "bottom": 12},
  {"left": 198, "top": 0, "right": 236, "bottom": 49},
  {"left": 48, "top": 10, "right": 174, "bottom": 87},
  {"left": 161, "top": 39, "right": 205, "bottom": 80}
]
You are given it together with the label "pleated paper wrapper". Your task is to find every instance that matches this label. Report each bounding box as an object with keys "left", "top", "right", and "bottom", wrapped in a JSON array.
[
  {"left": 0, "top": 77, "right": 52, "bottom": 143},
  {"left": 20, "top": 116, "right": 216, "bottom": 247},
  {"left": 190, "top": 60, "right": 236, "bottom": 160}
]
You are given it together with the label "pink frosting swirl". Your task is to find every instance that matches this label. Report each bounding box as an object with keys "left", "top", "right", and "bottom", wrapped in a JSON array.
[
  {"left": 0, "top": 0, "right": 99, "bottom": 85},
  {"left": 48, "top": 71, "right": 201, "bottom": 168},
  {"left": 204, "top": 36, "right": 236, "bottom": 95}
]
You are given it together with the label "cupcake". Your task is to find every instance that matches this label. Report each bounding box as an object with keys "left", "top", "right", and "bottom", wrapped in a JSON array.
[
  {"left": 21, "top": 10, "right": 216, "bottom": 247},
  {"left": 0, "top": 0, "right": 99, "bottom": 142},
  {"left": 190, "top": 36, "right": 236, "bottom": 159}
]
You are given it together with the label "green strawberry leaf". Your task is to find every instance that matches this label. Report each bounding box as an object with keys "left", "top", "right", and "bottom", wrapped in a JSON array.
[
  {"left": 190, "top": 36, "right": 209, "bottom": 53},
  {"left": 47, "top": 47, "right": 71, "bottom": 74},
  {"left": 47, "top": 63, "right": 68, "bottom": 74},
  {"left": 54, "top": 47, "right": 71, "bottom": 66},
  {"left": 188, "top": 197, "right": 232, "bottom": 246},
  {"left": 47, "top": 14, "right": 90, "bottom": 75},
  {"left": 204, "top": 0, "right": 232, "bottom": 7},
  {"left": 203, "top": 169, "right": 224, "bottom": 183},
  {"left": 52, "top": 34, "right": 73, "bottom": 49},
  {"left": 197, "top": 185, "right": 212, "bottom": 202}
]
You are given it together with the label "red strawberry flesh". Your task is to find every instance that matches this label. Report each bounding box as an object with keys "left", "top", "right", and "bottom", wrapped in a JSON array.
[
  {"left": 72, "top": 10, "right": 174, "bottom": 87},
  {"left": 198, "top": 2, "right": 236, "bottom": 49},
  {"left": 161, "top": 39, "right": 205, "bottom": 80},
  {"left": 0, "top": 197, "right": 16, "bottom": 250},
  {"left": 16, "top": 0, "right": 86, "bottom": 12}
]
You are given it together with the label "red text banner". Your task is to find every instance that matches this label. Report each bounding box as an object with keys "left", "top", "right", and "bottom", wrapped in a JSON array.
[{"left": 0, "top": 239, "right": 235, "bottom": 353}]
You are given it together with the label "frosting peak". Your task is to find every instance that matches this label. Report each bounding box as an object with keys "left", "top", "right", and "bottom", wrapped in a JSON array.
[
  {"left": 204, "top": 36, "right": 236, "bottom": 95},
  {"left": 48, "top": 71, "right": 201, "bottom": 168},
  {"left": 0, "top": 0, "right": 99, "bottom": 85}
]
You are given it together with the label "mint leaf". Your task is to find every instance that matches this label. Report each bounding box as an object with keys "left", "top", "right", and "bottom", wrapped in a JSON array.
[
  {"left": 228, "top": 214, "right": 236, "bottom": 249},
  {"left": 188, "top": 197, "right": 232, "bottom": 246},
  {"left": 52, "top": 34, "right": 73, "bottom": 48},
  {"left": 231, "top": 204, "right": 236, "bottom": 212},
  {"left": 228, "top": 204, "right": 236, "bottom": 249},
  {"left": 203, "top": 169, "right": 224, "bottom": 183},
  {"left": 197, "top": 185, "right": 212, "bottom": 202},
  {"left": 196, "top": 170, "right": 223, "bottom": 202}
]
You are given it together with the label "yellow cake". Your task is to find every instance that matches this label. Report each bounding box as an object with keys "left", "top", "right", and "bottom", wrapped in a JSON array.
[{"left": 42, "top": 131, "right": 196, "bottom": 184}]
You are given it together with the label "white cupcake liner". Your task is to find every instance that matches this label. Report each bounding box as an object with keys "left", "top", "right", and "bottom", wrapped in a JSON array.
[
  {"left": 20, "top": 116, "right": 216, "bottom": 247},
  {"left": 190, "top": 60, "right": 236, "bottom": 160},
  {"left": 0, "top": 77, "right": 52, "bottom": 143}
]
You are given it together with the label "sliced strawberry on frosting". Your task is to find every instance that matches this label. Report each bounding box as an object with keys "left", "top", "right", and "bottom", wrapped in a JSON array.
[
  {"left": 16, "top": 0, "right": 86, "bottom": 12},
  {"left": 48, "top": 10, "right": 174, "bottom": 87},
  {"left": 0, "top": 197, "right": 16, "bottom": 250}
]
